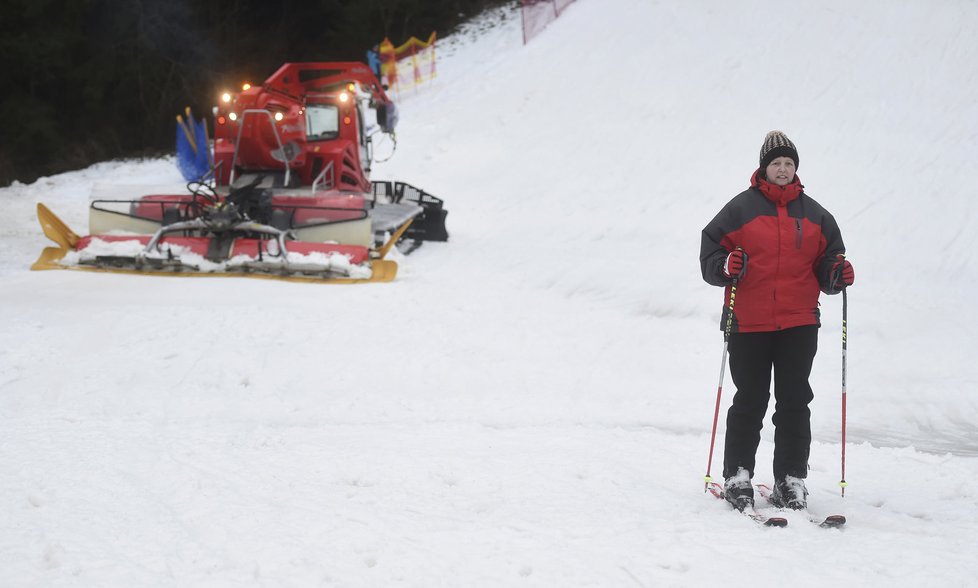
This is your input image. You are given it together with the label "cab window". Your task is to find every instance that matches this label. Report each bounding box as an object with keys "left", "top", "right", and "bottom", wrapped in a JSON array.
[{"left": 306, "top": 105, "right": 339, "bottom": 140}]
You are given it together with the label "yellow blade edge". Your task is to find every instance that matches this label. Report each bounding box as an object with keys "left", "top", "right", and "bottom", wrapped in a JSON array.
[
  {"left": 33, "top": 203, "right": 79, "bottom": 269},
  {"left": 32, "top": 260, "right": 397, "bottom": 283},
  {"left": 31, "top": 247, "right": 69, "bottom": 270},
  {"left": 37, "top": 203, "right": 80, "bottom": 249},
  {"left": 366, "top": 259, "right": 398, "bottom": 282},
  {"left": 377, "top": 218, "right": 414, "bottom": 260},
  {"left": 33, "top": 250, "right": 397, "bottom": 284}
]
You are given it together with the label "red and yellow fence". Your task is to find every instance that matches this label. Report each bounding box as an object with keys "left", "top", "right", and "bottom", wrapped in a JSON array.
[{"left": 380, "top": 32, "right": 437, "bottom": 95}]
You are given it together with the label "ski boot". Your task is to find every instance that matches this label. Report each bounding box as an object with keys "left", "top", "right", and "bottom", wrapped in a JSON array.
[
  {"left": 723, "top": 468, "right": 754, "bottom": 511},
  {"left": 771, "top": 475, "right": 808, "bottom": 510}
]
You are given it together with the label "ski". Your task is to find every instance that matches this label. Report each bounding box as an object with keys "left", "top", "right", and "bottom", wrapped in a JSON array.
[
  {"left": 707, "top": 482, "right": 788, "bottom": 527},
  {"left": 755, "top": 483, "right": 847, "bottom": 528},
  {"left": 746, "top": 509, "right": 789, "bottom": 528},
  {"left": 816, "top": 514, "right": 847, "bottom": 529}
]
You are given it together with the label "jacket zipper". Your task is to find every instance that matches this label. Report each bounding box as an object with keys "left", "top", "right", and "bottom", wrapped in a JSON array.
[
  {"left": 794, "top": 218, "right": 802, "bottom": 249},
  {"left": 774, "top": 204, "right": 785, "bottom": 328}
]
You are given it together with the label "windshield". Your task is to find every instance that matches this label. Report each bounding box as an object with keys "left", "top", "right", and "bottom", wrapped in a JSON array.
[{"left": 306, "top": 105, "right": 339, "bottom": 140}]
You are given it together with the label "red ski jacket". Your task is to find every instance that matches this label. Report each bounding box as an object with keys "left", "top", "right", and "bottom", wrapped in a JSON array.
[{"left": 700, "top": 170, "right": 845, "bottom": 333}]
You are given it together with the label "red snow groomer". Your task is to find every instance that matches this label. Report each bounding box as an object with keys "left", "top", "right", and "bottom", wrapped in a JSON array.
[{"left": 32, "top": 62, "right": 447, "bottom": 283}]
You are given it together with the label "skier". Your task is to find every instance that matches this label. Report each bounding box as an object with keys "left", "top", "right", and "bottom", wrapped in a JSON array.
[{"left": 700, "top": 130, "right": 855, "bottom": 511}]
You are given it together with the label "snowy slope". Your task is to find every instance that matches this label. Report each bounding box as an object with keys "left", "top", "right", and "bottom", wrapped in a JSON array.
[{"left": 2, "top": 1, "right": 978, "bottom": 585}]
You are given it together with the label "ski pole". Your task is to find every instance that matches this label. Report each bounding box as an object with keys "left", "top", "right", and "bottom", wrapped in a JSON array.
[
  {"left": 704, "top": 252, "right": 741, "bottom": 491},
  {"left": 839, "top": 286, "right": 848, "bottom": 497}
]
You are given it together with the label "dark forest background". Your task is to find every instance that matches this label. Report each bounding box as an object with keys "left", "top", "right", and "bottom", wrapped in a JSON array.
[{"left": 0, "top": 0, "right": 511, "bottom": 186}]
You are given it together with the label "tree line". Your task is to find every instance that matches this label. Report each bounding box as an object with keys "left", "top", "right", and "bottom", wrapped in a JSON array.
[{"left": 0, "top": 0, "right": 510, "bottom": 186}]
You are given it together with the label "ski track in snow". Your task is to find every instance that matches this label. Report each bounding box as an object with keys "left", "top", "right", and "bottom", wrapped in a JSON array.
[{"left": 2, "top": 1, "right": 978, "bottom": 585}]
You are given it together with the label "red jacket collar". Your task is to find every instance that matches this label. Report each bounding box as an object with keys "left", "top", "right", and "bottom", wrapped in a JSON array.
[{"left": 751, "top": 169, "right": 803, "bottom": 205}]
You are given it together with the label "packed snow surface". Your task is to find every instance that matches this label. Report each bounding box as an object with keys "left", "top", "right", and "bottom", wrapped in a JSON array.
[{"left": 2, "top": 1, "right": 978, "bottom": 585}]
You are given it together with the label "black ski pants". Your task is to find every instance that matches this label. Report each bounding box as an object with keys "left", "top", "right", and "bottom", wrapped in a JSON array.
[{"left": 722, "top": 325, "right": 817, "bottom": 480}]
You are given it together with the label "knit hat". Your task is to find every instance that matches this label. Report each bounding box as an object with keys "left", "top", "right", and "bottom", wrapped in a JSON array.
[{"left": 759, "top": 130, "right": 799, "bottom": 170}]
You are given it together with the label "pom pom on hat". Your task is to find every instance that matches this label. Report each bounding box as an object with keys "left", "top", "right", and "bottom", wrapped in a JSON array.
[{"left": 759, "top": 130, "right": 799, "bottom": 170}]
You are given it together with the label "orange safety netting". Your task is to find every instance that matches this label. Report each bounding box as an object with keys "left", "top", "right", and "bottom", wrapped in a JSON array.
[{"left": 380, "top": 32, "right": 437, "bottom": 95}]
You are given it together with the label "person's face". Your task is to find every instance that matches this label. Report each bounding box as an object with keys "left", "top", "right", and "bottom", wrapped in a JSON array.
[{"left": 765, "top": 156, "right": 796, "bottom": 186}]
